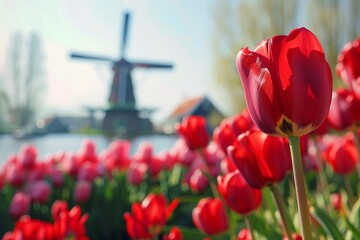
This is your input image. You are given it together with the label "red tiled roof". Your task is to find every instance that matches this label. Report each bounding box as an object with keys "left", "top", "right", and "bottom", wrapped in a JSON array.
[{"left": 169, "top": 96, "right": 205, "bottom": 118}]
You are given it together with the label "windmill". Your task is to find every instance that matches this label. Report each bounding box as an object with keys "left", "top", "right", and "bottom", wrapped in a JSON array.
[{"left": 70, "top": 12, "right": 173, "bottom": 137}]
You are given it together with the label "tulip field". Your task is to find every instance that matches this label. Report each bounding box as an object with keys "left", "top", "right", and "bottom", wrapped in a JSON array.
[{"left": 2, "top": 27, "right": 360, "bottom": 239}]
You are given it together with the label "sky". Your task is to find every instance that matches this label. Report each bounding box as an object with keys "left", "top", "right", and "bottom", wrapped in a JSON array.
[{"left": 0, "top": 0, "right": 222, "bottom": 123}]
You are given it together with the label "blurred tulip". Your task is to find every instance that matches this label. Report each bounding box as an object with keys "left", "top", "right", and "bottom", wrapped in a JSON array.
[
  {"left": 330, "top": 193, "right": 343, "bottom": 212},
  {"left": 336, "top": 37, "right": 360, "bottom": 99},
  {"left": 18, "top": 144, "right": 37, "bottom": 169},
  {"left": 327, "top": 88, "right": 360, "bottom": 130},
  {"left": 176, "top": 115, "right": 210, "bottom": 151},
  {"left": 238, "top": 229, "right": 252, "bottom": 240},
  {"left": 283, "top": 233, "right": 303, "bottom": 240},
  {"left": 3, "top": 215, "right": 54, "bottom": 240},
  {"left": 228, "top": 130, "right": 291, "bottom": 188},
  {"left": 322, "top": 133, "right": 358, "bottom": 175},
  {"left": 162, "top": 227, "right": 183, "bottom": 240},
  {"left": 100, "top": 140, "right": 131, "bottom": 173},
  {"left": 5, "top": 162, "right": 24, "bottom": 187},
  {"left": 124, "top": 193, "right": 179, "bottom": 239},
  {"left": 8, "top": 192, "right": 31, "bottom": 219},
  {"left": 26, "top": 180, "right": 51, "bottom": 204},
  {"left": 236, "top": 27, "right": 332, "bottom": 137},
  {"left": 217, "top": 170, "right": 262, "bottom": 215},
  {"left": 74, "top": 180, "right": 92, "bottom": 203},
  {"left": 127, "top": 162, "right": 148, "bottom": 185},
  {"left": 78, "top": 139, "right": 99, "bottom": 163},
  {"left": 192, "top": 198, "right": 229, "bottom": 235},
  {"left": 189, "top": 168, "right": 209, "bottom": 193},
  {"left": 52, "top": 200, "right": 89, "bottom": 239}
]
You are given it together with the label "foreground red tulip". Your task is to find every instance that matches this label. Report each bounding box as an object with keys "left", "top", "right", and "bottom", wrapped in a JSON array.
[
  {"left": 176, "top": 115, "right": 210, "bottom": 151},
  {"left": 228, "top": 130, "right": 291, "bottom": 188},
  {"left": 52, "top": 200, "right": 89, "bottom": 239},
  {"left": 192, "top": 197, "right": 229, "bottom": 235},
  {"left": 2, "top": 216, "right": 54, "bottom": 240},
  {"left": 123, "top": 193, "right": 179, "bottom": 239},
  {"left": 236, "top": 27, "right": 332, "bottom": 137},
  {"left": 217, "top": 170, "right": 262, "bottom": 215},
  {"left": 336, "top": 38, "right": 360, "bottom": 99}
]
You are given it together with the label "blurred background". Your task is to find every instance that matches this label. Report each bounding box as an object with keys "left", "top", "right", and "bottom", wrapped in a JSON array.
[{"left": 0, "top": 0, "right": 359, "bottom": 159}]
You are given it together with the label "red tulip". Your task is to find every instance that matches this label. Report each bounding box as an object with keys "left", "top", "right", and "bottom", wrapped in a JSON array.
[
  {"left": 52, "top": 200, "right": 89, "bottom": 239},
  {"left": 74, "top": 180, "right": 92, "bottom": 203},
  {"left": 283, "top": 233, "right": 303, "bottom": 240},
  {"left": 236, "top": 27, "right": 332, "bottom": 137},
  {"left": 3, "top": 216, "right": 54, "bottom": 240},
  {"left": 8, "top": 192, "right": 31, "bottom": 219},
  {"left": 238, "top": 229, "right": 252, "bottom": 240},
  {"left": 192, "top": 198, "right": 229, "bottom": 235},
  {"left": 176, "top": 115, "right": 210, "bottom": 151},
  {"left": 330, "top": 193, "right": 343, "bottom": 212},
  {"left": 327, "top": 88, "right": 360, "bottom": 130},
  {"left": 26, "top": 180, "right": 51, "bottom": 204},
  {"left": 162, "top": 227, "right": 183, "bottom": 240},
  {"left": 228, "top": 130, "right": 291, "bottom": 188},
  {"left": 213, "top": 109, "right": 255, "bottom": 154},
  {"left": 336, "top": 38, "right": 360, "bottom": 99},
  {"left": 322, "top": 133, "right": 358, "bottom": 175},
  {"left": 123, "top": 193, "right": 179, "bottom": 239},
  {"left": 18, "top": 144, "right": 37, "bottom": 169},
  {"left": 217, "top": 170, "right": 262, "bottom": 215}
]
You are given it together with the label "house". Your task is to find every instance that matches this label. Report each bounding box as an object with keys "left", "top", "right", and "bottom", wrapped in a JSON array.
[{"left": 162, "top": 96, "right": 225, "bottom": 134}]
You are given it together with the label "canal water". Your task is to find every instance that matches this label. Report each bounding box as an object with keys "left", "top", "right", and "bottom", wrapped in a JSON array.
[{"left": 0, "top": 133, "right": 179, "bottom": 165}]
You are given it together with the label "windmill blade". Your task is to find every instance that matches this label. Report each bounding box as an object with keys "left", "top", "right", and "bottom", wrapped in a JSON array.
[
  {"left": 121, "top": 12, "right": 130, "bottom": 58},
  {"left": 130, "top": 61, "right": 173, "bottom": 69},
  {"left": 70, "top": 53, "right": 116, "bottom": 62}
]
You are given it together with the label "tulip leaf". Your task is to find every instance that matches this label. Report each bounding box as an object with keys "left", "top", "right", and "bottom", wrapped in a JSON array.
[
  {"left": 345, "top": 198, "right": 360, "bottom": 240},
  {"left": 310, "top": 207, "right": 344, "bottom": 240}
]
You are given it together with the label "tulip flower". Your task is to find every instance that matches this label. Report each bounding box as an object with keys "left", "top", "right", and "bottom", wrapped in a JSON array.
[
  {"left": 74, "top": 180, "right": 92, "bottom": 203},
  {"left": 8, "top": 192, "right": 31, "bottom": 219},
  {"left": 52, "top": 200, "right": 89, "bottom": 239},
  {"left": 123, "top": 193, "right": 179, "bottom": 239},
  {"left": 176, "top": 115, "right": 210, "bottom": 151},
  {"left": 162, "top": 227, "right": 183, "bottom": 240},
  {"left": 213, "top": 109, "right": 255, "bottom": 154},
  {"left": 336, "top": 37, "right": 360, "bottom": 99},
  {"left": 327, "top": 88, "right": 360, "bottom": 130},
  {"left": 26, "top": 180, "right": 51, "bottom": 204},
  {"left": 322, "top": 133, "right": 358, "bottom": 175},
  {"left": 236, "top": 27, "right": 332, "bottom": 137},
  {"left": 228, "top": 130, "right": 291, "bottom": 189},
  {"left": 192, "top": 197, "right": 229, "bottom": 235},
  {"left": 217, "top": 170, "right": 262, "bottom": 215},
  {"left": 238, "top": 229, "right": 252, "bottom": 240},
  {"left": 18, "top": 144, "right": 37, "bottom": 169},
  {"left": 2, "top": 216, "right": 54, "bottom": 240}
]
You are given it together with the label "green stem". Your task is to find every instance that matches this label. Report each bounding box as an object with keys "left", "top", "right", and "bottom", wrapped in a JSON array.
[
  {"left": 198, "top": 148, "right": 221, "bottom": 199},
  {"left": 344, "top": 175, "right": 355, "bottom": 207},
  {"left": 288, "top": 136, "right": 312, "bottom": 240},
  {"left": 270, "top": 184, "right": 293, "bottom": 240},
  {"left": 245, "top": 216, "right": 256, "bottom": 240},
  {"left": 311, "top": 136, "right": 331, "bottom": 208}
]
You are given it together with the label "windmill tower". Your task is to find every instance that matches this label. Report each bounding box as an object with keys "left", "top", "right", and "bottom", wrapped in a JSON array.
[{"left": 70, "top": 12, "right": 173, "bottom": 137}]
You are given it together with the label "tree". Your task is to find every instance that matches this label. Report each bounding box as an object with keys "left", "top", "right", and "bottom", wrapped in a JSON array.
[
  {"left": 211, "top": 0, "right": 360, "bottom": 115},
  {"left": 211, "top": 0, "right": 298, "bottom": 115},
  {"left": 3, "top": 31, "right": 46, "bottom": 130}
]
